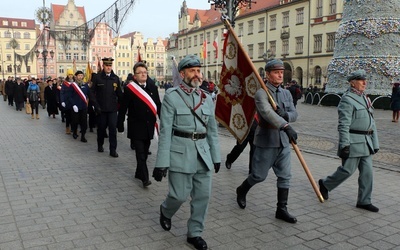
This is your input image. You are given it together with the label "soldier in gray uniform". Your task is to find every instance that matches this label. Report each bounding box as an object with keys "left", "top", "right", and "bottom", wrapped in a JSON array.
[
  {"left": 319, "top": 70, "right": 380, "bottom": 212},
  {"left": 152, "top": 54, "right": 221, "bottom": 250},
  {"left": 235, "top": 59, "right": 299, "bottom": 223}
]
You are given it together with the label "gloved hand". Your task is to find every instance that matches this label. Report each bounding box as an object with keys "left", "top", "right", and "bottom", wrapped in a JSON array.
[
  {"left": 61, "top": 102, "right": 66, "bottom": 108},
  {"left": 95, "top": 106, "right": 102, "bottom": 115},
  {"left": 117, "top": 123, "right": 124, "bottom": 133},
  {"left": 374, "top": 148, "right": 379, "bottom": 154},
  {"left": 283, "top": 125, "right": 297, "bottom": 144},
  {"left": 152, "top": 168, "right": 167, "bottom": 182},
  {"left": 73, "top": 105, "right": 78, "bottom": 113},
  {"left": 214, "top": 163, "right": 220, "bottom": 173},
  {"left": 339, "top": 146, "right": 350, "bottom": 159},
  {"left": 275, "top": 106, "right": 289, "bottom": 121}
]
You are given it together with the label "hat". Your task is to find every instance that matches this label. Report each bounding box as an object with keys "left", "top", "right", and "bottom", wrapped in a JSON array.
[
  {"left": 178, "top": 54, "right": 201, "bottom": 71},
  {"left": 347, "top": 70, "right": 366, "bottom": 81},
  {"left": 75, "top": 70, "right": 84, "bottom": 76},
  {"left": 31, "top": 77, "right": 36, "bottom": 81},
  {"left": 265, "top": 59, "right": 285, "bottom": 71},
  {"left": 67, "top": 68, "right": 74, "bottom": 75},
  {"left": 102, "top": 57, "right": 114, "bottom": 65}
]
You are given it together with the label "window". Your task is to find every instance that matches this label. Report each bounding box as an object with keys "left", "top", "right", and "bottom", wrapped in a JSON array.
[
  {"left": 66, "top": 53, "right": 71, "bottom": 60},
  {"left": 316, "top": 0, "right": 323, "bottom": 17},
  {"left": 59, "top": 65, "right": 65, "bottom": 74},
  {"left": 199, "top": 34, "right": 204, "bottom": 45},
  {"left": 329, "top": 0, "right": 337, "bottom": 14},
  {"left": 269, "top": 41, "right": 276, "bottom": 54},
  {"left": 258, "top": 42, "right": 265, "bottom": 58},
  {"left": 26, "top": 65, "right": 31, "bottom": 73},
  {"left": 282, "top": 11, "right": 289, "bottom": 27},
  {"left": 4, "top": 31, "right": 11, "bottom": 38},
  {"left": 314, "top": 34, "right": 322, "bottom": 53},
  {"left": 270, "top": 15, "right": 276, "bottom": 30},
  {"left": 17, "top": 65, "right": 21, "bottom": 73},
  {"left": 247, "top": 44, "right": 253, "bottom": 59},
  {"left": 295, "top": 37, "right": 303, "bottom": 54},
  {"left": 238, "top": 23, "right": 244, "bottom": 37},
  {"left": 206, "top": 32, "right": 210, "bottom": 43},
  {"left": 73, "top": 43, "right": 79, "bottom": 50},
  {"left": 14, "top": 32, "right": 21, "bottom": 39},
  {"left": 58, "top": 53, "right": 64, "bottom": 60},
  {"left": 21, "top": 22, "right": 27, "bottom": 27},
  {"left": 327, "top": 32, "right": 336, "bottom": 52},
  {"left": 24, "top": 32, "right": 30, "bottom": 39},
  {"left": 73, "top": 53, "right": 79, "bottom": 60},
  {"left": 24, "top": 44, "right": 30, "bottom": 50},
  {"left": 258, "top": 18, "right": 265, "bottom": 33},
  {"left": 282, "top": 39, "right": 289, "bottom": 56},
  {"left": 296, "top": 8, "right": 304, "bottom": 24},
  {"left": 248, "top": 20, "right": 254, "bottom": 35},
  {"left": 6, "top": 43, "right": 11, "bottom": 49},
  {"left": 194, "top": 35, "right": 198, "bottom": 47},
  {"left": 188, "top": 37, "right": 191, "bottom": 48},
  {"left": 81, "top": 54, "right": 87, "bottom": 61},
  {"left": 7, "top": 65, "right": 12, "bottom": 72},
  {"left": 2, "top": 20, "right": 8, "bottom": 25},
  {"left": 12, "top": 21, "right": 18, "bottom": 26},
  {"left": 213, "top": 30, "right": 218, "bottom": 41}
]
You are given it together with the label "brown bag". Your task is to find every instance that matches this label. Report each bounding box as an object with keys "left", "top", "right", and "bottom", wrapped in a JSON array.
[{"left": 25, "top": 103, "right": 32, "bottom": 114}]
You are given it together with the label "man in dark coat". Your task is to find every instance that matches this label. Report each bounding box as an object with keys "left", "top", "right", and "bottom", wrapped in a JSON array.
[
  {"left": 13, "top": 77, "right": 26, "bottom": 111},
  {"left": 118, "top": 62, "right": 161, "bottom": 187},
  {"left": 5, "top": 76, "right": 15, "bottom": 106},
  {"left": 44, "top": 79, "right": 59, "bottom": 118},
  {"left": 90, "top": 57, "right": 123, "bottom": 157}
]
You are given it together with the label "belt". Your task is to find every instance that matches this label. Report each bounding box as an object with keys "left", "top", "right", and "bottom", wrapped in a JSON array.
[
  {"left": 173, "top": 130, "right": 206, "bottom": 140},
  {"left": 349, "top": 129, "right": 373, "bottom": 135}
]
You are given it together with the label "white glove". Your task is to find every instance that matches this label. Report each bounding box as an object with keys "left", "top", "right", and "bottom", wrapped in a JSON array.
[
  {"left": 61, "top": 102, "right": 66, "bottom": 107},
  {"left": 73, "top": 105, "right": 78, "bottom": 113}
]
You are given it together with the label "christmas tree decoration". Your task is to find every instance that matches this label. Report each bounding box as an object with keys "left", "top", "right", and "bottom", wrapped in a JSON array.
[{"left": 326, "top": 0, "right": 400, "bottom": 95}]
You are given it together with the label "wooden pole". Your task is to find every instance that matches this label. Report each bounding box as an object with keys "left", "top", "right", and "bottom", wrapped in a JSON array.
[{"left": 222, "top": 17, "right": 324, "bottom": 203}]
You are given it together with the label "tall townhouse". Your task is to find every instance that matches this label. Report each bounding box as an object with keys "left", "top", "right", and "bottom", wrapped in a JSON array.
[{"left": 89, "top": 22, "right": 114, "bottom": 74}]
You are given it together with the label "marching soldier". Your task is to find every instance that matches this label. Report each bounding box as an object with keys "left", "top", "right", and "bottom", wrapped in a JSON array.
[{"left": 90, "top": 57, "right": 122, "bottom": 157}]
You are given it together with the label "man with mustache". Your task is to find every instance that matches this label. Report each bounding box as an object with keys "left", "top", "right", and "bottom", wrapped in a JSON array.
[{"left": 153, "top": 54, "right": 221, "bottom": 250}]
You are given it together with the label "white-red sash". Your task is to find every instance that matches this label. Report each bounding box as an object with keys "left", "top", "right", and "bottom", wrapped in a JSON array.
[
  {"left": 127, "top": 82, "right": 159, "bottom": 138},
  {"left": 71, "top": 82, "right": 88, "bottom": 106}
]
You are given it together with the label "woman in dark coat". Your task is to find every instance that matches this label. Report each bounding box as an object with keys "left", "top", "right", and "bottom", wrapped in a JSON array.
[
  {"left": 390, "top": 83, "right": 400, "bottom": 122},
  {"left": 13, "top": 77, "right": 26, "bottom": 111},
  {"left": 44, "top": 79, "right": 59, "bottom": 118}
]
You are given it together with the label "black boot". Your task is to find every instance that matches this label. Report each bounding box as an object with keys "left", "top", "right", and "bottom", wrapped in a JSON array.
[
  {"left": 236, "top": 179, "right": 252, "bottom": 209},
  {"left": 275, "top": 188, "right": 297, "bottom": 223},
  {"left": 81, "top": 133, "right": 87, "bottom": 143}
]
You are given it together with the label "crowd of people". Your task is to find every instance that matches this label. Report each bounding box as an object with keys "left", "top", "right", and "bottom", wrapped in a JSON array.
[{"left": 0, "top": 55, "right": 382, "bottom": 250}]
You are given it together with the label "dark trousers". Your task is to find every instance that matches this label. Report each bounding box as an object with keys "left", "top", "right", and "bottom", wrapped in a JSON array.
[
  {"left": 71, "top": 108, "right": 88, "bottom": 135},
  {"left": 8, "top": 94, "right": 14, "bottom": 106},
  {"left": 15, "top": 102, "right": 24, "bottom": 111},
  {"left": 31, "top": 100, "right": 39, "bottom": 114},
  {"left": 96, "top": 112, "right": 117, "bottom": 151},
  {"left": 2, "top": 94, "right": 7, "bottom": 101},
  {"left": 227, "top": 137, "right": 255, "bottom": 174},
  {"left": 133, "top": 139, "right": 151, "bottom": 182},
  {"left": 88, "top": 111, "right": 96, "bottom": 130},
  {"left": 62, "top": 109, "right": 72, "bottom": 127}
]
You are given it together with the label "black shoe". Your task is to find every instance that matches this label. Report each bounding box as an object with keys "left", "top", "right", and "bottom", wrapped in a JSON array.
[
  {"left": 160, "top": 205, "right": 171, "bottom": 231},
  {"left": 276, "top": 207, "right": 297, "bottom": 223},
  {"left": 98, "top": 146, "right": 104, "bottom": 152},
  {"left": 147, "top": 151, "right": 152, "bottom": 155},
  {"left": 187, "top": 237, "right": 207, "bottom": 250},
  {"left": 104, "top": 133, "right": 109, "bottom": 138},
  {"left": 110, "top": 151, "right": 119, "bottom": 157},
  {"left": 356, "top": 203, "right": 379, "bottom": 212},
  {"left": 73, "top": 133, "right": 78, "bottom": 139},
  {"left": 142, "top": 180, "right": 152, "bottom": 187},
  {"left": 89, "top": 128, "right": 93, "bottom": 132},
  {"left": 318, "top": 179, "right": 329, "bottom": 200},
  {"left": 225, "top": 161, "right": 232, "bottom": 169},
  {"left": 130, "top": 143, "right": 135, "bottom": 150},
  {"left": 81, "top": 137, "right": 87, "bottom": 143}
]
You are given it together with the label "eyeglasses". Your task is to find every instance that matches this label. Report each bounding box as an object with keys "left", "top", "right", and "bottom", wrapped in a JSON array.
[{"left": 135, "top": 71, "right": 147, "bottom": 75}]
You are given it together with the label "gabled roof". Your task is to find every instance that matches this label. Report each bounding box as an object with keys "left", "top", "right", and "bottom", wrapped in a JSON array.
[
  {"left": 52, "top": 3, "right": 86, "bottom": 23},
  {"left": 120, "top": 31, "right": 139, "bottom": 38},
  {"left": 0, "top": 17, "right": 36, "bottom": 29}
]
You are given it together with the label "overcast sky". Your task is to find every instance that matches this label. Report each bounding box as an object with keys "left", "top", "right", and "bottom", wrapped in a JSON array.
[{"left": 0, "top": 0, "right": 211, "bottom": 39}]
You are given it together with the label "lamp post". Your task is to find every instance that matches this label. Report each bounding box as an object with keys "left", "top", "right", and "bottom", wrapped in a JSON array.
[{"left": 208, "top": 0, "right": 255, "bottom": 27}]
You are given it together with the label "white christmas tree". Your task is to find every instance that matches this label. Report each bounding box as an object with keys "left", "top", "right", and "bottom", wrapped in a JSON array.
[{"left": 326, "top": 0, "right": 400, "bottom": 95}]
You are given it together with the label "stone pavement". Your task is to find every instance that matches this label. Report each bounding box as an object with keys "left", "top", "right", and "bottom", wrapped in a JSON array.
[{"left": 0, "top": 94, "right": 400, "bottom": 250}]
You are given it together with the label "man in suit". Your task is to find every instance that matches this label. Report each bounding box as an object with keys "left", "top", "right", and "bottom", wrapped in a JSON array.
[
  {"left": 235, "top": 59, "right": 299, "bottom": 223},
  {"left": 152, "top": 54, "right": 221, "bottom": 250},
  {"left": 90, "top": 57, "right": 123, "bottom": 157},
  {"left": 118, "top": 62, "right": 161, "bottom": 187},
  {"left": 319, "top": 70, "right": 380, "bottom": 212}
]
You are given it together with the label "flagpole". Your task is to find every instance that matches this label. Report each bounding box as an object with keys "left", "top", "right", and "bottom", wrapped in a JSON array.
[{"left": 222, "top": 17, "right": 324, "bottom": 203}]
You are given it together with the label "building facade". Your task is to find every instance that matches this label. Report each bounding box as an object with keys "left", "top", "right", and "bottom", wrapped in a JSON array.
[
  {"left": 174, "top": 0, "right": 343, "bottom": 89},
  {"left": 0, "top": 17, "right": 38, "bottom": 80}
]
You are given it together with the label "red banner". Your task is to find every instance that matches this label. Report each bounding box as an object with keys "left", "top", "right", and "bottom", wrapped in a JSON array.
[{"left": 215, "top": 30, "right": 261, "bottom": 143}]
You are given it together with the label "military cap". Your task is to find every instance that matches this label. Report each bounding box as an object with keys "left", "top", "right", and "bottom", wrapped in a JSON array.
[
  {"left": 265, "top": 59, "right": 285, "bottom": 71},
  {"left": 67, "top": 68, "right": 74, "bottom": 75},
  {"left": 102, "top": 57, "right": 114, "bottom": 65},
  {"left": 178, "top": 54, "right": 201, "bottom": 71},
  {"left": 347, "top": 70, "right": 367, "bottom": 82},
  {"left": 75, "top": 70, "right": 84, "bottom": 76}
]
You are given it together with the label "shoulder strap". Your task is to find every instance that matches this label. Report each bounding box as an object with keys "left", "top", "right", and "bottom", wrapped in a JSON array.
[{"left": 176, "top": 90, "right": 207, "bottom": 128}]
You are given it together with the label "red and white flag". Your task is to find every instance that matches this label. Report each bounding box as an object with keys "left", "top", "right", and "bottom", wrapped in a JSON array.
[
  {"left": 213, "top": 36, "right": 218, "bottom": 58},
  {"left": 215, "top": 30, "right": 262, "bottom": 143}
]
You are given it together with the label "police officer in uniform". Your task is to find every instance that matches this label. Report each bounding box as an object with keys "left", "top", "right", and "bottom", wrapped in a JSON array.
[
  {"left": 235, "top": 59, "right": 299, "bottom": 223},
  {"left": 319, "top": 70, "right": 380, "bottom": 212},
  {"left": 152, "top": 55, "right": 221, "bottom": 249},
  {"left": 90, "top": 57, "right": 122, "bottom": 157}
]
